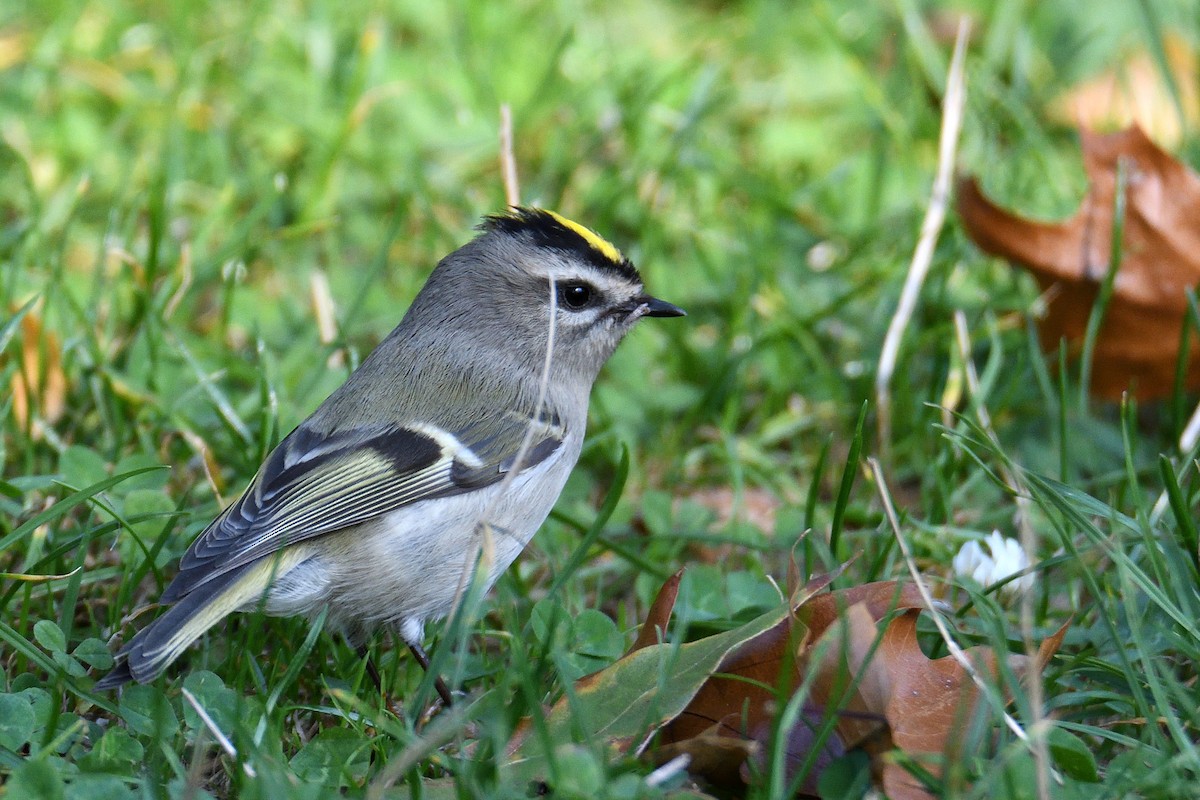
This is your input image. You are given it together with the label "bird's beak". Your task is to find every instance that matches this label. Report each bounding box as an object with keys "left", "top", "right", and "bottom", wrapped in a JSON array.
[{"left": 639, "top": 295, "right": 686, "bottom": 318}]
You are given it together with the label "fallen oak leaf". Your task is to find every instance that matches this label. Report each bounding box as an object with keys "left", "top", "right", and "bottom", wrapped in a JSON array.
[
  {"left": 652, "top": 715, "right": 762, "bottom": 793},
  {"left": 505, "top": 600, "right": 791, "bottom": 767},
  {"left": 658, "top": 570, "right": 849, "bottom": 744},
  {"left": 796, "top": 580, "right": 927, "bottom": 644},
  {"left": 656, "top": 580, "right": 923, "bottom": 796},
  {"left": 666, "top": 583, "right": 1065, "bottom": 800},
  {"left": 508, "top": 567, "right": 1068, "bottom": 799},
  {"left": 811, "top": 608, "right": 1071, "bottom": 800},
  {"left": 806, "top": 603, "right": 894, "bottom": 755},
  {"left": 958, "top": 125, "right": 1200, "bottom": 399}
]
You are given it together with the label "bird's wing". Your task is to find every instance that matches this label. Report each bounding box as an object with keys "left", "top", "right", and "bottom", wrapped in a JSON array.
[{"left": 160, "top": 410, "right": 565, "bottom": 603}]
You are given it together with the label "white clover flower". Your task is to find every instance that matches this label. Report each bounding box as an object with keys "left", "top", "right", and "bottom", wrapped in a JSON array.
[{"left": 953, "top": 530, "right": 1035, "bottom": 597}]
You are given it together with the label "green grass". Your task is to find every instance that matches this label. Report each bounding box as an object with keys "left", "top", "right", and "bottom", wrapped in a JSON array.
[{"left": 2, "top": 0, "right": 1200, "bottom": 797}]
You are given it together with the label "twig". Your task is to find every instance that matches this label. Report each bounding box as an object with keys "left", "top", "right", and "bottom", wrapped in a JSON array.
[
  {"left": 645, "top": 754, "right": 691, "bottom": 788},
  {"left": 367, "top": 700, "right": 475, "bottom": 799},
  {"left": 951, "top": 311, "right": 1052, "bottom": 800},
  {"left": 443, "top": 105, "right": 549, "bottom": 693},
  {"left": 876, "top": 18, "right": 970, "bottom": 463},
  {"left": 951, "top": 312, "right": 1034, "bottom": 535},
  {"left": 868, "top": 457, "right": 1029, "bottom": 743},
  {"left": 500, "top": 104, "right": 520, "bottom": 207},
  {"left": 309, "top": 269, "right": 344, "bottom": 368},
  {"left": 181, "top": 687, "right": 255, "bottom": 778}
]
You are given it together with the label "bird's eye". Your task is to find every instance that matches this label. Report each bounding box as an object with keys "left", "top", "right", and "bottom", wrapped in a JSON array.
[{"left": 559, "top": 282, "right": 594, "bottom": 310}]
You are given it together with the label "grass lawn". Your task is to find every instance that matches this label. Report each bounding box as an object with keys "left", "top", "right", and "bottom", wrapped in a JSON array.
[{"left": 2, "top": 0, "right": 1199, "bottom": 797}]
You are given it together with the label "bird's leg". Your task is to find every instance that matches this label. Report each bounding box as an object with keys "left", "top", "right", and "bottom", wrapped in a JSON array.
[
  {"left": 355, "top": 641, "right": 409, "bottom": 725},
  {"left": 406, "top": 641, "right": 454, "bottom": 708},
  {"left": 355, "top": 643, "right": 385, "bottom": 694}
]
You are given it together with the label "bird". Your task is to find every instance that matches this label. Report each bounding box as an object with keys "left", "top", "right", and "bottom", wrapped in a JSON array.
[{"left": 96, "top": 207, "right": 685, "bottom": 700}]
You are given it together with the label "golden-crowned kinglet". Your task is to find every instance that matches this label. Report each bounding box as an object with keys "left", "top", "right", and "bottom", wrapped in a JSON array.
[{"left": 97, "top": 208, "right": 684, "bottom": 694}]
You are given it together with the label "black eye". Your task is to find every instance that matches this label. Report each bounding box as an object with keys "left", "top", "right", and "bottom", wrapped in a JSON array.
[{"left": 559, "top": 282, "right": 594, "bottom": 310}]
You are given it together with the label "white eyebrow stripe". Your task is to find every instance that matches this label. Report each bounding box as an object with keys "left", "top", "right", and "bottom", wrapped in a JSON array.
[{"left": 538, "top": 263, "right": 641, "bottom": 293}]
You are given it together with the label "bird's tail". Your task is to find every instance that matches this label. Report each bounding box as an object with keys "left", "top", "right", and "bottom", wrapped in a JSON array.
[{"left": 96, "top": 550, "right": 308, "bottom": 688}]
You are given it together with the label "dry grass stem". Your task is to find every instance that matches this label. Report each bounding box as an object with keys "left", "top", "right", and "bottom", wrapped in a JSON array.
[
  {"left": 309, "top": 269, "right": 344, "bottom": 368},
  {"left": 868, "top": 456, "right": 1030, "bottom": 745},
  {"left": 500, "top": 103, "right": 520, "bottom": 207},
  {"left": 876, "top": 17, "right": 970, "bottom": 461},
  {"left": 181, "top": 688, "right": 255, "bottom": 778},
  {"left": 951, "top": 311, "right": 1051, "bottom": 800}
]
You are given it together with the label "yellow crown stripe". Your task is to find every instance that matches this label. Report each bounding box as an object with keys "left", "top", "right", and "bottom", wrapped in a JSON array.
[{"left": 543, "top": 210, "right": 624, "bottom": 265}]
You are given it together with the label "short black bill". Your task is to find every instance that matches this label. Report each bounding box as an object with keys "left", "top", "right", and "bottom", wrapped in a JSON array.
[{"left": 640, "top": 296, "right": 686, "bottom": 318}]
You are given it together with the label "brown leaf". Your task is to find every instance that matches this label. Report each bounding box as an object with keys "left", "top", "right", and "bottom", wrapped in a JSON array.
[
  {"left": 659, "top": 570, "right": 846, "bottom": 745},
  {"left": 659, "top": 612, "right": 795, "bottom": 745},
  {"left": 807, "top": 603, "right": 894, "bottom": 753},
  {"left": 958, "top": 125, "right": 1200, "bottom": 399},
  {"left": 629, "top": 569, "right": 684, "bottom": 654},
  {"left": 685, "top": 487, "right": 780, "bottom": 535},
  {"left": 880, "top": 613, "right": 991, "bottom": 755},
  {"left": 815, "top": 610, "right": 1070, "bottom": 800},
  {"left": 1050, "top": 35, "right": 1199, "bottom": 148},
  {"left": 658, "top": 580, "right": 922, "bottom": 793},
  {"left": 533, "top": 562, "right": 1068, "bottom": 799},
  {"left": 653, "top": 716, "right": 760, "bottom": 792},
  {"left": 9, "top": 304, "right": 67, "bottom": 435},
  {"left": 796, "top": 580, "right": 927, "bottom": 644}
]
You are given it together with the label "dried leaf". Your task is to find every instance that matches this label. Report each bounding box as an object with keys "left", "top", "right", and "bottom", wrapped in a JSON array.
[
  {"left": 629, "top": 569, "right": 684, "bottom": 654},
  {"left": 808, "top": 603, "right": 893, "bottom": 753},
  {"left": 686, "top": 487, "right": 780, "bottom": 534},
  {"left": 1050, "top": 36, "right": 1199, "bottom": 148},
  {"left": 818, "top": 611, "right": 1070, "bottom": 800},
  {"left": 653, "top": 717, "right": 760, "bottom": 792},
  {"left": 9, "top": 305, "right": 67, "bottom": 435},
  {"left": 506, "top": 603, "right": 790, "bottom": 765},
  {"left": 958, "top": 126, "right": 1200, "bottom": 399},
  {"left": 887, "top": 613, "right": 987, "bottom": 752},
  {"left": 658, "top": 579, "right": 921, "bottom": 793},
  {"left": 659, "top": 571, "right": 847, "bottom": 746},
  {"left": 796, "top": 580, "right": 927, "bottom": 644},
  {"left": 511, "top": 562, "right": 1068, "bottom": 799}
]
